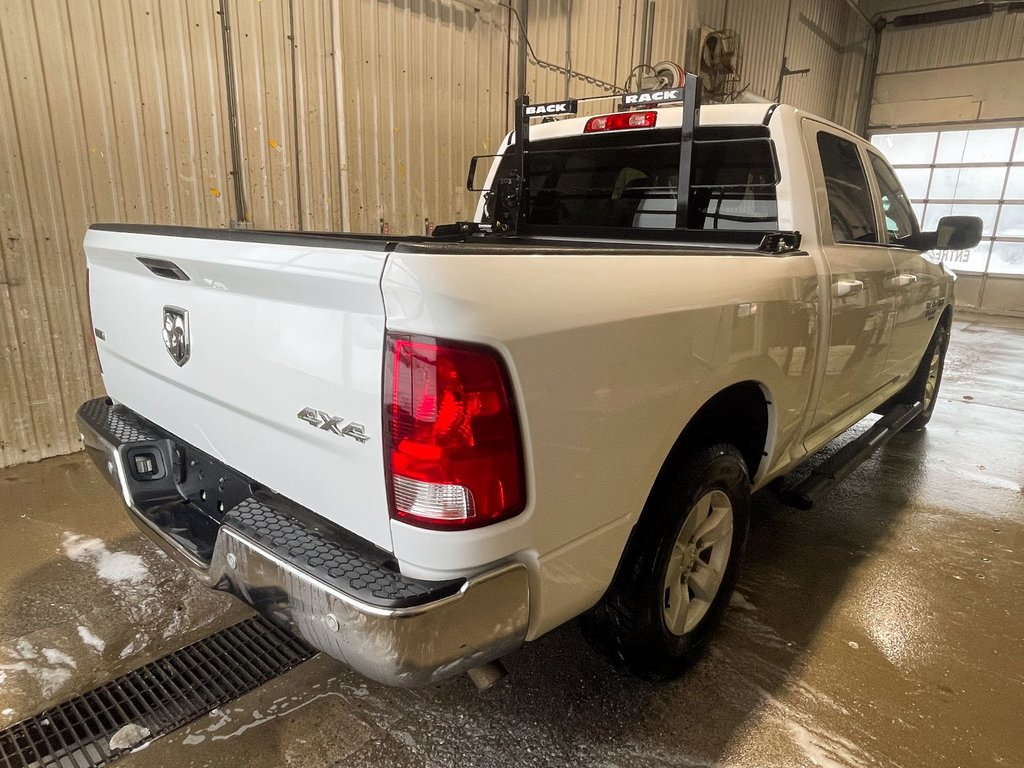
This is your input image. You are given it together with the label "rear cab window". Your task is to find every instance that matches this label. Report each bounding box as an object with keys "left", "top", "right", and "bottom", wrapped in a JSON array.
[{"left": 489, "top": 126, "right": 781, "bottom": 234}]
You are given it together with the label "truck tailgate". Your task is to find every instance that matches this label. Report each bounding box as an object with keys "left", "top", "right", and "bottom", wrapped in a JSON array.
[{"left": 84, "top": 226, "right": 393, "bottom": 551}]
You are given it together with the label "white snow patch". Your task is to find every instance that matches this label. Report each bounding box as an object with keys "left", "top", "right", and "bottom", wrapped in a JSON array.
[
  {"left": 0, "top": 638, "right": 79, "bottom": 698},
  {"left": 109, "top": 723, "right": 151, "bottom": 750},
  {"left": 2, "top": 708, "right": 14, "bottom": 717},
  {"left": 729, "top": 591, "right": 757, "bottom": 611},
  {"left": 182, "top": 733, "right": 206, "bottom": 746},
  {"left": 62, "top": 533, "right": 149, "bottom": 586},
  {"left": 119, "top": 641, "right": 136, "bottom": 660},
  {"left": 0, "top": 661, "right": 73, "bottom": 698},
  {"left": 15, "top": 639, "right": 38, "bottom": 659},
  {"left": 78, "top": 626, "right": 106, "bottom": 653},
  {"left": 847, "top": 641, "right": 860, "bottom": 650},
  {"left": 786, "top": 721, "right": 872, "bottom": 768},
  {"left": 41, "top": 648, "right": 77, "bottom": 668}
]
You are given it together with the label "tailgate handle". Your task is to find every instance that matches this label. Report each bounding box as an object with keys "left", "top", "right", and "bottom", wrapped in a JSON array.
[{"left": 137, "top": 257, "right": 190, "bottom": 281}]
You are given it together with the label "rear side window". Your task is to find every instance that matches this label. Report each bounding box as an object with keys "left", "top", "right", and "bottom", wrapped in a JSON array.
[
  {"left": 490, "top": 127, "right": 779, "bottom": 233},
  {"left": 817, "top": 132, "right": 878, "bottom": 244}
]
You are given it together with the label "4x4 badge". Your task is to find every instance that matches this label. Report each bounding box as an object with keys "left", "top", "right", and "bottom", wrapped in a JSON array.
[
  {"left": 162, "top": 306, "right": 190, "bottom": 366},
  {"left": 297, "top": 408, "right": 370, "bottom": 443}
]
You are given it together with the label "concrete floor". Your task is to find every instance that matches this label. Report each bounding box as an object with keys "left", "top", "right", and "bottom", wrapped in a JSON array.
[{"left": 1, "top": 312, "right": 1023, "bottom": 768}]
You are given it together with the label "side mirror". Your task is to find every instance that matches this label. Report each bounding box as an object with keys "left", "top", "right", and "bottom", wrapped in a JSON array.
[{"left": 925, "top": 215, "right": 983, "bottom": 251}]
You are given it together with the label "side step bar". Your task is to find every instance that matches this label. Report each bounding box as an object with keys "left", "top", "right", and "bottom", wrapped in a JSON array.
[{"left": 780, "top": 402, "right": 923, "bottom": 510}]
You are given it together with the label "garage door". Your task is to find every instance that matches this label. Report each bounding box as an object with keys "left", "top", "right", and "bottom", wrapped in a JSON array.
[{"left": 870, "top": 126, "right": 1024, "bottom": 279}]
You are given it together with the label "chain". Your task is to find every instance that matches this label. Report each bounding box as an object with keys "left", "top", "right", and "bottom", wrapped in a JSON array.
[{"left": 527, "top": 55, "right": 624, "bottom": 94}]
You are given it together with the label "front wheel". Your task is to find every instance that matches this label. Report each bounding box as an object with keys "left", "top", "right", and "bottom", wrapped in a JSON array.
[
  {"left": 897, "top": 320, "right": 951, "bottom": 431},
  {"left": 583, "top": 443, "right": 751, "bottom": 681}
]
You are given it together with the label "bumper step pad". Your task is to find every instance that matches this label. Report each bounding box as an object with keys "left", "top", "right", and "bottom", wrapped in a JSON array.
[
  {"left": 225, "top": 498, "right": 463, "bottom": 609},
  {"left": 0, "top": 616, "right": 314, "bottom": 768}
]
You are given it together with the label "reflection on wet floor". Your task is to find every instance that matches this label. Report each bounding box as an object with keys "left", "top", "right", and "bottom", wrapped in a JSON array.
[{"left": 2, "top": 312, "right": 1023, "bottom": 767}]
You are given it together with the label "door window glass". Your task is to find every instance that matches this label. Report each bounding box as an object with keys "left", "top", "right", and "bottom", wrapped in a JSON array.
[
  {"left": 817, "top": 132, "right": 878, "bottom": 244},
  {"left": 868, "top": 154, "right": 916, "bottom": 242}
]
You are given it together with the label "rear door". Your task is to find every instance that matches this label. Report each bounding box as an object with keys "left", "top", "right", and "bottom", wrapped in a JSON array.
[
  {"left": 804, "top": 124, "right": 899, "bottom": 434},
  {"left": 85, "top": 226, "right": 394, "bottom": 551}
]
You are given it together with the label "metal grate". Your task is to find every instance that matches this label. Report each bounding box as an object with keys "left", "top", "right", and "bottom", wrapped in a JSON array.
[{"left": 0, "top": 617, "right": 315, "bottom": 768}]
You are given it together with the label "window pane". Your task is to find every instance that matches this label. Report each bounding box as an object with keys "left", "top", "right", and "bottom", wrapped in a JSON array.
[
  {"left": 1005, "top": 166, "right": 1024, "bottom": 200},
  {"left": 935, "top": 131, "right": 967, "bottom": 163},
  {"left": 996, "top": 204, "right": 1024, "bottom": 236},
  {"left": 988, "top": 241, "right": 1024, "bottom": 275},
  {"left": 894, "top": 167, "right": 930, "bottom": 199},
  {"left": 912, "top": 202, "right": 925, "bottom": 221},
  {"left": 818, "top": 132, "right": 878, "bottom": 243},
  {"left": 870, "top": 132, "right": 937, "bottom": 165},
  {"left": 929, "top": 166, "right": 1006, "bottom": 200},
  {"left": 961, "top": 128, "right": 1016, "bottom": 163},
  {"left": 1015, "top": 129, "right": 1024, "bottom": 162},
  {"left": 927, "top": 240, "right": 990, "bottom": 273}
]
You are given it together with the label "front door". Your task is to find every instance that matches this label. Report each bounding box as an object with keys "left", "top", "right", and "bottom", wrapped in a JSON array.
[{"left": 865, "top": 150, "right": 944, "bottom": 381}]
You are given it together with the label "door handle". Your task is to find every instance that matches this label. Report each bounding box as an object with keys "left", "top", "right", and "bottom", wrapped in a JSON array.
[
  {"left": 892, "top": 273, "right": 918, "bottom": 287},
  {"left": 833, "top": 279, "right": 864, "bottom": 298}
]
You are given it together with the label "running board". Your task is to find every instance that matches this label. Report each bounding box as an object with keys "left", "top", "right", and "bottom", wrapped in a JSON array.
[{"left": 780, "top": 401, "right": 923, "bottom": 510}]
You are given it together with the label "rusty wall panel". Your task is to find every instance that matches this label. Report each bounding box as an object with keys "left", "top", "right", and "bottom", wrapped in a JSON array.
[{"left": 0, "top": 0, "right": 231, "bottom": 469}]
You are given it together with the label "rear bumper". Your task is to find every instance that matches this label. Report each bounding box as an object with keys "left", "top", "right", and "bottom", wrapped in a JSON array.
[{"left": 77, "top": 397, "right": 529, "bottom": 687}]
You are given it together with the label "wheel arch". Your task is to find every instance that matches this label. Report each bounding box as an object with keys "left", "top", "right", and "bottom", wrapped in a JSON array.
[{"left": 650, "top": 380, "right": 772, "bottom": 502}]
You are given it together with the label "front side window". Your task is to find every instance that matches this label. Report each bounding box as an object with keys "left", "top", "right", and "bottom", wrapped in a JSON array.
[
  {"left": 868, "top": 154, "right": 917, "bottom": 243},
  {"left": 816, "top": 131, "right": 878, "bottom": 244}
]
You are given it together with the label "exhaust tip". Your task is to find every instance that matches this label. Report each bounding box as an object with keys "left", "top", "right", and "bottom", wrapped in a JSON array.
[{"left": 467, "top": 659, "right": 509, "bottom": 692}]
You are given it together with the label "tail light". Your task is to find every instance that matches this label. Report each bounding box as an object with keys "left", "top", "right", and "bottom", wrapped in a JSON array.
[
  {"left": 385, "top": 334, "right": 526, "bottom": 530},
  {"left": 584, "top": 111, "right": 657, "bottom": 133}
]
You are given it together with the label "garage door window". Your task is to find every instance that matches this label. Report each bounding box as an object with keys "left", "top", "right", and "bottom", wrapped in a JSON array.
[{"left": 871, "top": 127, "right": 1024, "bottom": 276}]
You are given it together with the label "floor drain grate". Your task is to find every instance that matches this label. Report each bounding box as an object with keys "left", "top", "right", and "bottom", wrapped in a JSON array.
[{"left": 0, "top": 616, "right": 316, "bottom": 768}]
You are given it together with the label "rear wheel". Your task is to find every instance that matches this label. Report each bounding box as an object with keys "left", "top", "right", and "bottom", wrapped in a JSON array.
[
  {"left": 896, "top": 320, "right": 951, "bottom": 431},
  {"left": 583, "top": 443, "right": 751, "bottom": 681}
]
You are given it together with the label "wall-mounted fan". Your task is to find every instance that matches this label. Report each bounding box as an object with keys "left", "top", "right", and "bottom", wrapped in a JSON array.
[{"left": 688, "top": 27, "right": 741, "bottom": 102}]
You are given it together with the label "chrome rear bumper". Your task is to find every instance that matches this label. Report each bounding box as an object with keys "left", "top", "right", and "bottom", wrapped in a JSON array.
[{"left": 77, "top": 398, "right": 530, "bottom": 687}]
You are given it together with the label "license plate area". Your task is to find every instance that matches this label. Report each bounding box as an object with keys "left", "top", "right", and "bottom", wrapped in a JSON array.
[{"left": 176, "top": 446, "right": 253, "bottom": 523}]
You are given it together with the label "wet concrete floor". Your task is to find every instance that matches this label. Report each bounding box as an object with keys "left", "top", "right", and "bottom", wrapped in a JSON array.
[{"left": 1, "top": 311, "right": 1022, "bottom": 767}]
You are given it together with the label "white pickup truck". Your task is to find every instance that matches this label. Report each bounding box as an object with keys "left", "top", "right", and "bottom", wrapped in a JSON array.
[{"left": 78, "top": 86, "right": 982, "bottom": 687}]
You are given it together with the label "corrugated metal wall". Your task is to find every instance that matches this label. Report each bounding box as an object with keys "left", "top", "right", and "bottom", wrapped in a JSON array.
[
  {"left": 0, "top": 0, "right": 230, "bottom": 468},
  {"left": 0, "top": 0, "right": 870, "bottom": 469},
  {"left": 877, "top": 9, "right": 1024, "bottom": 74}
]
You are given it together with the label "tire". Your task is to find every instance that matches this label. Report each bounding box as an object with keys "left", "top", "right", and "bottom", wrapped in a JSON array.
[
  {"left": 894, "top": 319, "right": 951, "bottom": 431},
  {"left": 583, "top": 443, "right": 751, "bottom": 681}
]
